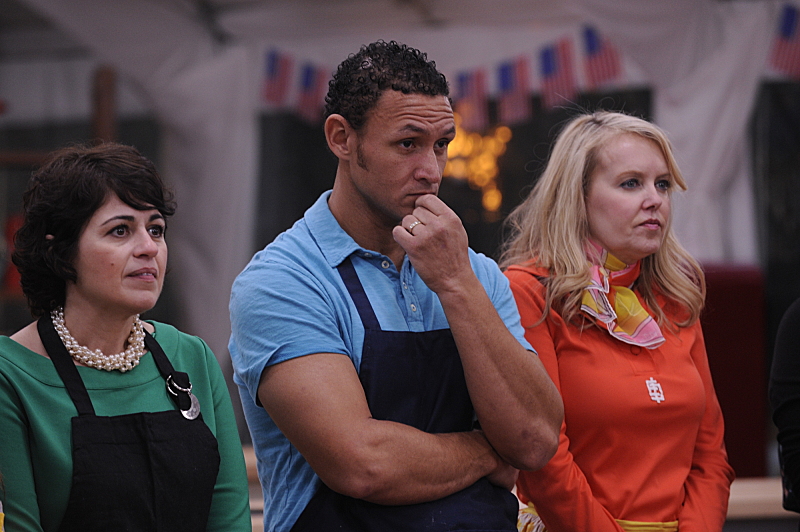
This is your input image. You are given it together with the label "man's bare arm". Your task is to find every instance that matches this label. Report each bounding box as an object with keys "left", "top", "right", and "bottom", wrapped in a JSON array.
[
  {"left": 394, "top": 194, "right": 563, "bottom": 471},
  {"left": 258, "top": 352, "right": 517, "bottom": 505}
]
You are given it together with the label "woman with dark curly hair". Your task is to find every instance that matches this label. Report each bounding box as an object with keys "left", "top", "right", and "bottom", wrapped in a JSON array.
[{"left": 0, "top": 143, "right": 250, "bottom": 531}]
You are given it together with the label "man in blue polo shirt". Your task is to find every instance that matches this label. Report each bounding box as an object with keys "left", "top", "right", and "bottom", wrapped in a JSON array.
[{"left": 229, "top": 40, "right": 562, "bottom": 532}]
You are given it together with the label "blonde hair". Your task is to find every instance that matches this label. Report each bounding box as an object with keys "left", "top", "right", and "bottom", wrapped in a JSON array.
[{"left": 499, "top": 111, "right": 704, "bottom": 328}]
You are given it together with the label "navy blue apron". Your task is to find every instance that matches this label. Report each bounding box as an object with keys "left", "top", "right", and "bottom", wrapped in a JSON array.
[
  {"left": 37, "top": 314, "right": 220, "bottom": 532},
  {"left": 290, "top": 257, "right": 518, "bottom": 531}
]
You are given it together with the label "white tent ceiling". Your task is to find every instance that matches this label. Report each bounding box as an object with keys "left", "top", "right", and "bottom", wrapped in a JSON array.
[{"left": 0, "top": 0, "right": 583, "bottom": 58}]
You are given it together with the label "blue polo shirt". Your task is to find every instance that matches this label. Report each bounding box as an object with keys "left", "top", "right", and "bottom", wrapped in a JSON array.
[{"left": 229, "top": 190, "right": 532, "bottom": 532}]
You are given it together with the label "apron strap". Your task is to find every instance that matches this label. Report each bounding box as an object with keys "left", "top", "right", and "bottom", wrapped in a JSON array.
[
  {"left": 37, "top": 314, "right": 95, "bottom": 416},
  {"left": 337, "top": 256, "right": 381, "bottom": 330},
  {"left": 144, "top": 332, "right": 193, "bottom": 412},
  {"left": 37, "top": 314, "right": 193, "bottom": 414}
]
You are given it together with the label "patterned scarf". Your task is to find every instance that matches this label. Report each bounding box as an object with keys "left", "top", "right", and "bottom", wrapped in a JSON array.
[{"left": 580, "top": 241, "right": 665, "bottom": 349}]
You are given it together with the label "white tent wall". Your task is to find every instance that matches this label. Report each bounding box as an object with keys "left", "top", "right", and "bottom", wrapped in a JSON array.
[{"left": 5, "top": 0, "right": 790, "bottom": 426}]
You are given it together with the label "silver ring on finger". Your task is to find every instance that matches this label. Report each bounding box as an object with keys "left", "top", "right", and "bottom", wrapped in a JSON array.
[{"left": 407, "top": 220, "right": 423, "bottom": 234}]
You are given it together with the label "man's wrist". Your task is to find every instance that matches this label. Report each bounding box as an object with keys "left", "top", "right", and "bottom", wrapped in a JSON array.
[{"left": 463, "top": 430, "right": 503, "bottom": 477}]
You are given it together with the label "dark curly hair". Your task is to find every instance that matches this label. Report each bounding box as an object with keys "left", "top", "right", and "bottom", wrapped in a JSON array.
[
  {"left": 11, "top": 143, "right": 176, "bottom": 317},
  {"left": 324, "top": 40, "right": 450, "bottom": 131}
]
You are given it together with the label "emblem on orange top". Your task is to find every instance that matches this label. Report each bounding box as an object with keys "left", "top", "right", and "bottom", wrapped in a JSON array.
[{"left": 646, "top": 377, "right": 665, "bottom": 403}]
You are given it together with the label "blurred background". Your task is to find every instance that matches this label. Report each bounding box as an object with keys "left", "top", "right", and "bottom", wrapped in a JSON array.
[{"left": 1, "top": 1, "right": 799, "bottom": 528}]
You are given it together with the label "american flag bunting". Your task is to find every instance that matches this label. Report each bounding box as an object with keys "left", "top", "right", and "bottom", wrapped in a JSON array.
[
  {"left": 583, "top": 26, "right": 622, "bottom": 89},
  {"left": 263, "top": 49, "right": 293, "bottom": 106},
  {"left": 455, "top": 68, "right": 489, "bottom": 132},
  {"left": 540, "top": 38, "right": 577, "bottom": 110},
  {"left": 497, "top": 57, "right": 531, "bottom": 125},
  {"left": 771, "top": 4, "right": 800, "bottom": 79},
  {"left": 296, "top": 63, "right": 329, "bottom": 123}
]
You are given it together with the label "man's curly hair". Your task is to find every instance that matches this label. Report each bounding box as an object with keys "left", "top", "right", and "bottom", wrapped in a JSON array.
[{"left": 324, "top": 40, "right": 450, "bottom": 131}]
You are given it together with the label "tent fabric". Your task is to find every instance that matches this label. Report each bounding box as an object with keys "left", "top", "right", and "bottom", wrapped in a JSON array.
[{"left": 5, "top": 0, "right": 790, "bottom": 384}]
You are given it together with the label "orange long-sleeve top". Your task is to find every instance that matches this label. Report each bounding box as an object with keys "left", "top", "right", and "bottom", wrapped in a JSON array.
[{"left": 505, "top": 263, "right": 734, "bottom": 532}]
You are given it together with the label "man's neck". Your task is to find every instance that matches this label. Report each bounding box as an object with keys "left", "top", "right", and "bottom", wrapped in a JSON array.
[{"left": 328, "top": 182, "right": 405, "bottom": 269}]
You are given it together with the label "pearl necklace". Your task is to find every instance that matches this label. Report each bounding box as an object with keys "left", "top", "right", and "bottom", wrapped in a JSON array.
[{"left": 51, "top": 307, "right": 146, "bottom": 372}]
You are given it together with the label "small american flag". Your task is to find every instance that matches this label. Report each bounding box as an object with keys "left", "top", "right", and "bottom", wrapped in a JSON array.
[
  {"left": 771, "top": 4, "right": 800, "bottom": 79},
  {"left": 455, "top": 68, "right": 489, "bottom": 132},
  {"left": 263, "top": 49, "right": 293, "bottom": 106},
  {"left": 497, "top": 57, "right": 531, "bottom": 125},
  {"left": 540, "top": 38, "right": 577, "bottom": 110},
  {"left": 583, "top": 26, "right": 621, "bottom": 90},
  {"left": 296, "top": 63, "right": 329, "bottom": 123}
]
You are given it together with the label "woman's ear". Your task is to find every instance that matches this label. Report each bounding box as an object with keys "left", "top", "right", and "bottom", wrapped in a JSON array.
[{"left": 324, "top": 114, "right": 355, "bottom": 161}]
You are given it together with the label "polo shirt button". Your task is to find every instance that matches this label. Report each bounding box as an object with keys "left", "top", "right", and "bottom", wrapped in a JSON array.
[
  {"left": 381, "top": 260, "right": 390, "bottom": 269},
  {"left": 630, "top": 346, "right": 641, "bottom": 356},
  {"left": 410, "top": 304, "right": 417, "bottom": 312}
]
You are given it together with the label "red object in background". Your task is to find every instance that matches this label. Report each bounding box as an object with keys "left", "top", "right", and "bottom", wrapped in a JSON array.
[
  {"left": 3, "top": 213, "right": 23, "bottom": 294},
  {"left": 702, "top": 264, "right": 767, "bottom": 478}
]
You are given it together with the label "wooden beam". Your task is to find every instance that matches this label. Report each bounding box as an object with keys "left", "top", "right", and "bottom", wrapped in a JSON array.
[
  {"left": 92, "top": 65, "right": 117, "bottom": 143},
  {"left": 0, "top": 151, "right": 48, "bottom": 168}
]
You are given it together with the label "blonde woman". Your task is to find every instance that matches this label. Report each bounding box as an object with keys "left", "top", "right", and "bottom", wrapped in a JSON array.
[{"left": 500, "top": 111, "right": 734, "bottom": 532}]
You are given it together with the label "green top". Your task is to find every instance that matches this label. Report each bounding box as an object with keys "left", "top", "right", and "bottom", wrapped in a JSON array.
[{"left": 0, "top": 321, "right": 251, "bottom": 531}]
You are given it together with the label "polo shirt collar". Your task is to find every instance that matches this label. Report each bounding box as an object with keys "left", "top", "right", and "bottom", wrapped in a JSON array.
[{"left": 305, "top": 190, "right": 363, "bottom": 268}]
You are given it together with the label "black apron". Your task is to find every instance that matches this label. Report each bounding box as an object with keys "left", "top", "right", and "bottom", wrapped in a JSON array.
[
  {"left": 290, "top": 257, "right": 518, "bottom": 531},
  {"left": 37, "top": 314, "right": 221, "bottom": 532}
]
